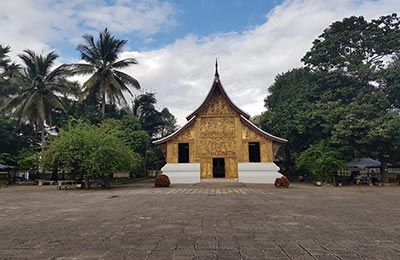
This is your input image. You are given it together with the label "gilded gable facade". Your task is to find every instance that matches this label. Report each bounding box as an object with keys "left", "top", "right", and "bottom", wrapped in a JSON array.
[{"left": 154, "top": 68, "right": 287, "bottom": 183}]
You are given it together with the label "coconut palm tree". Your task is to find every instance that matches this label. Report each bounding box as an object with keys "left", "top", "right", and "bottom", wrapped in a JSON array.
[
  {"left": 3, "top": 49, "right": 70, "bottom": 147},
  {"left": 0, "top": 45, "right": 21, "bottom": 105},
  {"left": 0, "top": 45, "right": 11, "bottom": 70},
  {"left": 65, "top": 28, "right": 140, "bottom": 116}
]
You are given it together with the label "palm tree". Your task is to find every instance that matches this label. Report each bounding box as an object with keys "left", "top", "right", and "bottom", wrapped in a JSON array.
[
  {"left": 3, "top": 50, "right": 70, "bottom": 147},
  {"left": 0, "top": 45, "right": 11, "bottom": 70},
  {"left": 65, "top": 28, "right": 141, "bottom": 116},
  {"left": 0, "top": 45, "right": 21, "bottom": 105}
]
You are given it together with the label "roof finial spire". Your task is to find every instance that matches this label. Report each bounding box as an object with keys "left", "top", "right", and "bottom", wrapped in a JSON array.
[{"left": 215, "top": 58, "right": 219, "bottom": 78}]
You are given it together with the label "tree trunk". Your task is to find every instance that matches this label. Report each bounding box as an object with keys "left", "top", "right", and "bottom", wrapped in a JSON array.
[
  {"left": 51, "top": 168, "right": 58, "bottom": 182},
  {"left": 40, "top": 122, "right": 45, "bottom": 152},
  {"left": 380, "top": 160, "right": 389, "bottom": 184},
  {"left": 84, "top": 176, "right": 90, "bottom": 190},
  {"left": 101, "top": 93, "right": 106, "bottom": 117},
  {"left": 144, "top": 149, "right": 148, "bottom": 177}
]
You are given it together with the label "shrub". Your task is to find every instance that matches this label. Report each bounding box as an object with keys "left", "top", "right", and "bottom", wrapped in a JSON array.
[
  {"left": 154, "top": 174, "right": 170, "bottom": 187},
  {"left": 41, "top": 123, "right": 142, "bottom": 189},
  {"left": 296, "top": 142, "right": 345, "bottom": 182},
  {"left": 275, "top": 176, "right": 290, "bottom": 188}
]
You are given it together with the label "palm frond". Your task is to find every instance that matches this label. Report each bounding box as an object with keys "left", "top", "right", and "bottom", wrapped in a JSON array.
[
  {"left": 82, "top": 73, "right": 101, "bottom": 99},
  {"left": 108, "top": 74, "right": 128, "bottom": 104},
  {"left": 19, "top": 50, "right": 38, "bottom": 77},
  {"left": 6, "top": 49, "right": 69, "bottom": 130},
  {"left": 0, "top": 45, "right": 12, "bottom": 69},
  {"left": 60, "top": 63, "right": 96, "bottom": 76},
  {"left": 46, "top": 92, "right": 66, "bottom": 112},
  {"left": 78, "top": 34, "right": 99, "bottom": 63},
  {"left": 112, "top": 58, "right": 138, "bottom": 69},
  {"left": 114, "top": 70, "right": 140, "bottom": 90},
  {"left": 46, "top": 63, "right": 71, "bottom": 81},
  {"left": 42, "top": 51, "right": 58, "bottom": 76}
]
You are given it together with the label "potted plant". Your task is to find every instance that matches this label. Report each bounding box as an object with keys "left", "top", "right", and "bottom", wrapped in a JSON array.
[
  {"left": 274, "top": 176, "right": 290, "bottom": 188},
  {"left": 154, "top": 174, "right": 170, "bottom": 187}
]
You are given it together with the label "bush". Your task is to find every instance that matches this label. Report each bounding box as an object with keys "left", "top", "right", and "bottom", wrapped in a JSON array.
[
  {"left": 296, "top": 142, "right": 345, "bottom": 182},
  {"left": 154, "top": 174, "right": 170, "bottom": 187},
  {"left": 41, "top": 123, "right": 142, "bottom": 189},
  {"left": 275, "top": 176, "right": 290, "bottom": 188}
]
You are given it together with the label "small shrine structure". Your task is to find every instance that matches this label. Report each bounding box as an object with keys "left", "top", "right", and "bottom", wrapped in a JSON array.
[{"left": 153, "top": 63, "right": 287, "bottom": 183}]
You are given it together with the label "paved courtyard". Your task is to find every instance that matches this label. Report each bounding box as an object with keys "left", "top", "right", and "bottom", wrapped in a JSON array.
[{"left": 0, "top": 181, "right": 399, "bottom": 260}]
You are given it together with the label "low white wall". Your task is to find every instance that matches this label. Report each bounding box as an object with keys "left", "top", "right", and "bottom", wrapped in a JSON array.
[
  {"left": 238, "top": 163, "right": 283, "bottom": 184},
  {"left": 161, "top": 163, "right": 200, "bottom": 184}
]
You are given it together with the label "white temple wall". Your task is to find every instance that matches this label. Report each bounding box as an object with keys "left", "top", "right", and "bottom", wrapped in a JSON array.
[{"left": 161, "top": 162, "right": 282, "bottom": 184}]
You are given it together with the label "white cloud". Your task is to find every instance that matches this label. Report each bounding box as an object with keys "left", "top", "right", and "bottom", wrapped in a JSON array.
[
  {"left": 0, "top": 0, "right": 177, "bottom": 57},
  {"left": 123, "top": 0, "right": 400, "bottom": 125},
  {"left": 0, "top": 0, "right": 399, "bottom": 126}
]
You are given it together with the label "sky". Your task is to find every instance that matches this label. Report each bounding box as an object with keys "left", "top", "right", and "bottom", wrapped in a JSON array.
[{"left": 1, "top": 0, "right": 399, "bottom": 125}]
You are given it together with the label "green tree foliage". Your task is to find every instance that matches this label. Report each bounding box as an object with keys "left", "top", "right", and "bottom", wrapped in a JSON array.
[
  {"left": 2, "top": 50, "right": 72, "bottom": 146},
  {"left": 132, "top": 92, "right": 178, "bottom": 138},
  {"left": 65, "top": 28, "right": 140, "bottom": 116},
  {"left": 0, "top": 38, "right": 176, "bottom": 177},
  {"left": 383, "top": 58, "right": 400, "bottom": 108},
  {"left": 302, "top": 14, "right": 400, "bottom": 81},
  {"left": 296, "top": 142, "right": 345, "bottom": 182},
  {"left": 159, "top": 108, "right": 178, "bottom": 137},
  {"left": 42, "top": 123, "right": 141, "bottom": 188},
  {"left": 260, "top": 68, "right": 325, "bottom": 174},
  {"left": 0, "top": 45, "right": 20, "bottom": 106},
  {"left": 260, "top": 14, "right": 400, "bottom": 182},
  {"left": 0, "top": 116, "right": 39, "bottom": 165},
  {"left": 0, "top": 45, "right": 11, "bottom": 70},
  {"left": 17, "top": 149, "right": 41, "bottom": 174},
  {"left": 99, "top": 115, "right": 149, "bottom": 155},
  {"left": 133, "top": 92, "right": 161, "bottom": 137}
]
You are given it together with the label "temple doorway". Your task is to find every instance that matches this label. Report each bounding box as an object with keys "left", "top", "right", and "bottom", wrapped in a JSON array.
[{"left": 213, "top": 158, "right": 225, "bottom": 178}]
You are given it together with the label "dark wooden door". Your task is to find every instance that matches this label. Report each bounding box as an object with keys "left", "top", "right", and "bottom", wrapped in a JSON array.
[{"left": 213, "top": 158, "right": 225, "bottom": 178}]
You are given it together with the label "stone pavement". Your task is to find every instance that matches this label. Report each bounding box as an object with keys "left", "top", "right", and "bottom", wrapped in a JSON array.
[{"left": 0, "top": 181, "right": 399, "bottom": 260}]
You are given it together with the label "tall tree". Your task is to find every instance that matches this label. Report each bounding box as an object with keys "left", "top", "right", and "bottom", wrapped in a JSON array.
[
  {"left": 302, "top": 14, "right": 400, "bottom": 181},
  {"left": 0, "top": 45, "right": 12, "bottom": 71},
  {"left": 159, "top": 108, "right": 178, "bottom": 137},
  {"left": 42, "top": 123, "right": 141, "bottom": 188},
  {"left": 2, "top": 50, "right": 70, "bottom": 147},
  {"left": 0, "top": 45, "right": 21, "bottom": 105},
  {"left": 259, "top": 68, "right": 326, "bottom": 174},
  {"left": 261, "top": 14, "right": 400, "bottom": 181},
  {"left": 132, "top": 92, "right": 162, "bottom": 138},
  {"left": 65, "top": 28, "right": 140, "bottom": 116},
  {"left": 302, "top": 14, "right": 400, "bottom": 82}
]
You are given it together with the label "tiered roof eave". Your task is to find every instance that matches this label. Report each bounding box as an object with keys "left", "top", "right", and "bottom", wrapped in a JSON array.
[{"left": 152, "top": 68, "right": 287, "bottom": 145}]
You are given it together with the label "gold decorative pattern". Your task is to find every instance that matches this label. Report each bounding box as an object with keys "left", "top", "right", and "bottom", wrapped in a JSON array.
[
  {"left": 175, "top": 128, "right": 194, "bottom": 141},
  {"left": 242, "top": 126, "right": 261, "bottom": 140},
  {"left": 167, "top": 143, "right": 178, "bottom": 163},
  {"left": 261, "top": 141, "right": 273, "bottom": 162},
  {"left": 201, "top": 95, "right": 235, "bottom": 116},
  {"left": 198, "top": 138, "right": 236, "bottom": 157},
  {"left": 199, "top": 117, "right": 236, "bottom": 137},
  {"left": 225, "top": 158, "right": 238, "bottom": 179},
  {"left": 200, "top": 158, "right": 212, "bottom": 179},
  {"left": 164, "top": 85, "right": 281, "bottom": 179},
  {"left": 242, "top": 142, "right": 249, "bottom": 162}
]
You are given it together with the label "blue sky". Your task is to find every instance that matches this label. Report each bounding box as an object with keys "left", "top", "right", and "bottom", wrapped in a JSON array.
[
  {"left": 140, "top": 0, "right": 281, "bottom": 48},
  {"left": 52, "top": 0, "right": 282, "bottom": 57},
  {"left": 0, "top": 0, "right": 398, "bottom": 125}
]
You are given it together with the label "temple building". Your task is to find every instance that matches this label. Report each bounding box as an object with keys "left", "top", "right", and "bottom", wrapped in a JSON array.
[{"left": 153, "top": 63, "right": 287, "bottom": 183}]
